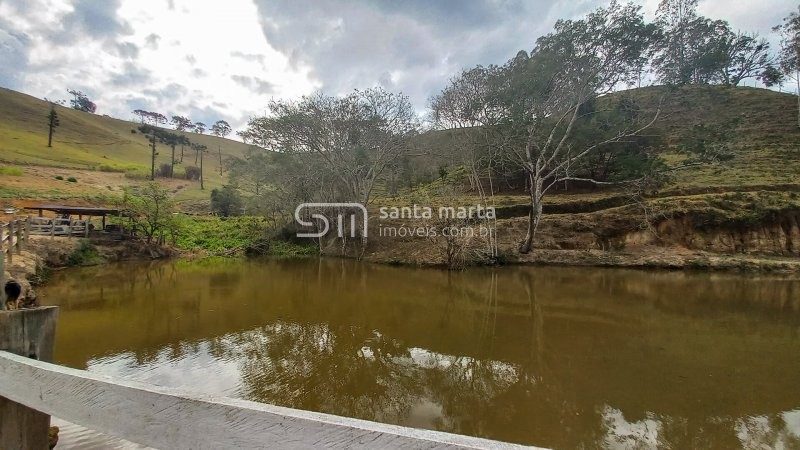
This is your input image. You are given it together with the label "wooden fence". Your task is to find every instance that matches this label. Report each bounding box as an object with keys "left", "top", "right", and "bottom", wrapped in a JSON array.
[
  {"left": 28, "top": 216, "right": 90, "bottom": 238},
  {"left": 0, "top": 217, "right": 30, "bottom": 264},
  {"left": 0, "top": 307, "right": 539, "bottom": 450}
]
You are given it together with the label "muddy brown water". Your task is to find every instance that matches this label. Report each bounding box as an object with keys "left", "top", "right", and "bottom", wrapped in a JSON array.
[{"left": 38, "top": 258, "right": 800, "bottom": 449}]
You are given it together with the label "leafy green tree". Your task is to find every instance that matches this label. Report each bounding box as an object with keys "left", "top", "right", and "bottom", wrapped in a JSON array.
[
  {"left": 149, "top": 112, "right": 168, "bottom": 126},
  {"left": 652, "top": 0, "right": 704, "bottom": 84},
  {"left": 194, "top": 122, "right": 207, "bottom": 134},
  {"left": 708, "top": 29, "right": 777, "bottom": 86},
  {"left": 133, "top": 110, "right": 168, "bottom": 126},
  {"left": 211, "top": 120, "right": 233, "bottom": 175},
  {"left": 210, "top": 120, "right": 232, "bottom": 138},
  {"left": 210, "top": 184, "right": 243, "bottom": 216},
  {"left": 119, "top": 182, "right": 177, "bottom": 245},
  {"left": 47, "top": 105, "right": 59, "bottom": 148},
  {"left": 171, "top": 115, "right": 193, "bottom": 131},
  {"left": 775, "top": 5, "right": 800, "bottom": 127},
  {"left": 650, "top": 1, "right": 776, "bottom": 86},
  {"left": 226, "top": 147, "right": 273, "bottom": 195},
  {"left": 67, "top": 89, "right": 97, "bottom": 113},
  {"left": 133, "top": 109, "right": 148, "bottom": 123}
]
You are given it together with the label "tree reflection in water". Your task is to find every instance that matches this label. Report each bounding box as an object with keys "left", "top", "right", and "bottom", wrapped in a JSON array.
[{"left": 40, "top": 259, "right": 800, "bottom": 448}]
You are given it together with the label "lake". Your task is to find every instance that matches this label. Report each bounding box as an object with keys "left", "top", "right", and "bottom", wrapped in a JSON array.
[{"left": 39, "top": 258, "right": 800, "bottom": 449}]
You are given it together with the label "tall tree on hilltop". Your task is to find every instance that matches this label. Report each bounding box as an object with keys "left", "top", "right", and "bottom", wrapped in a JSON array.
[
  {"left": 171, "top": 115, "right": 193, "bottom": 131},
  {"left": 210, "top": 120, "right": 232, "bottom": 138},
  {"left": 47, "top": 105, "right": 60, "bottom": 148},
  {"left": 133, "top": 109, "right": 148, "bottom": 123},
  {"left": 194, "top": 122, "right": 207, "bottom": 134},
  {"left": 148, "top": 112, "right": 168, "bottom": 127},
  {"left": 191, "top": 143, "right": 209, "bottom": 189},
  {"left": 652, "top": 0, "right": 709, "bottom": 84},
  {"left": 138, "top": 125, "right": 160, "bottom": 181},
  {"left": 775, "top": 5, "right": 800, "bottom": 127},
  {"left": 707, "top": 29, "right": 778, "bottom": 86},
  {"left": 158, "top": 132, "right": 182, "bottom": 177},
  {"left": 211, "top": 120, "right": 232, "bottom": 175},
  {"left": 133, "top": 110, "right": 168, "bottom": 126},
  {"left": 179, "top": 135, "right": 190, "bottom": 162},
  {"left": 67, "top": 89, "right": 97, "bottom": 113}
]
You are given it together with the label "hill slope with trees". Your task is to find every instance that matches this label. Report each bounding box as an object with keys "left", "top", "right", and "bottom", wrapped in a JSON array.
[{"left": 0, "top": 87, "right": 251, "bottom": 208}]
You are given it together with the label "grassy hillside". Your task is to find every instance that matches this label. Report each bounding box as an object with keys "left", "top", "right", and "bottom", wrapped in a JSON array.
[
  {"left": 412, "top": 85, "right": 800, "bottom": 194},
  {"left": 0, "top": 87, "right": 252, "bottom": 207},
  {"left": 622, "top": 85, "right": 800, "bottom": 190},
  {"left": 1, "top": 84, "right": 798, "bottom": 215}
]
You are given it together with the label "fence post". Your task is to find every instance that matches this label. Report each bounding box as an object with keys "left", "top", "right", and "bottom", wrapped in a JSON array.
[
  {"left": 15, "top": 220, "right": 22, "bottom": 255},
  {"left": 0, "top": 306, "right": 59, "bottom": 450},
  {"left": 0, "top": 249, "right": 5, "bottom": 309},
  {"left": 50, "top": 219, "right": 55, "bottom": 239},
  {"left": 6, "top": 221, "right": 12, "bottom": 264},
  {"left": 24, "top": 217, "right": 31, "bottom": 244}
]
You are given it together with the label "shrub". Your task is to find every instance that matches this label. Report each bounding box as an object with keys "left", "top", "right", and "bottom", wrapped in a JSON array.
[
  {"left": 55, "top": 175, "right": 64, "bottom": 180},
  {"left": 184, "top": 166, "right": 201, "bottom": 180},
  {"left": 172, "top": 215, "right": 290, "bottom": 253},
  {"left": 66, "top": 240, "right": 104, "bottom": 266},
  {"left": 157, "top": 163, "right": 173, "bottom": 178},
  {"left": 123, "top": 170, "right": 150, "bottom": 180},
  {"left": 210, "top": 185, "right": 243, "bottom": 216},
  {"left": 67, "top": 177, "right": 78, "bottom": 183},
  {"left": 98, "top": 164, "right": 124, "bottom": 173},
  {"left": 0, "top": 166, "right": 24, "bottom": 176}
]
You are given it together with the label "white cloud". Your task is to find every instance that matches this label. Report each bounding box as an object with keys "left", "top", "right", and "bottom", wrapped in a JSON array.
[{"left": 0, "top": 0, "right": 795, "bottom": 134}]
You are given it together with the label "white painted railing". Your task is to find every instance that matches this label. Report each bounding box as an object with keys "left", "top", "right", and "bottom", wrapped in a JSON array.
[{"left": 0, "top": 351, "right": 538, "bottom": 449}]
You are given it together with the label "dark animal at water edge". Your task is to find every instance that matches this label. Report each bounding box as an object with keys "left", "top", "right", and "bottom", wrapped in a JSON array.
[{"left": 4, "top": 280, "right": 22, "bottom": 310}]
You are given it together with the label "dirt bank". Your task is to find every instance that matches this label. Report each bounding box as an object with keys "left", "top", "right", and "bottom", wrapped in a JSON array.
[
  {"left": 1, "top": 236, "right": 174, "bottom": 307},
  {"left": 327, "top": 192, "right": 800, "bottom": 272}
]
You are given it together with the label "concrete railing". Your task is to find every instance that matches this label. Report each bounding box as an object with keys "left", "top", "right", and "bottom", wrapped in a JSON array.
[{"left": 0, "top": 307, "right": 539, "bottom": 450}]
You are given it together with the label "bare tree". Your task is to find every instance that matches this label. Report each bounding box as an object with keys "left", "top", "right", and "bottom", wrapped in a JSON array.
[
  {"left": 239, "top": 88, "right": 418, "bottom": 209},
  {"left": 433, "top": 3, "right": 660, "bottom": 253}
]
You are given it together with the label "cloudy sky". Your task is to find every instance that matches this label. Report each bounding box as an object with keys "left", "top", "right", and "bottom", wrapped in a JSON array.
[{"left": 0, "top": 0, "right": 794, "bottom": 134}]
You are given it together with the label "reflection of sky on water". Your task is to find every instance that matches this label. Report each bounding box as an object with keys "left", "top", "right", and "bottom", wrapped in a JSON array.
[
  {"left": 602, "top": 407, "right": 661, "bottom": 449},
  {"left": 57, "top": 323, "right": 800, "bottom": 449},
  {"left": 40, "top": 259, "right": 800, "bottom": 448},
  {"left": 603, "top": 406, "right": 800, "bottom": 450},
  {"left": 86, "top": 341, "right": 242, "bottom": 397}
]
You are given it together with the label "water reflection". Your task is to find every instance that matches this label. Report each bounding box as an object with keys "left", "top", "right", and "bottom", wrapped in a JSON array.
[{"left": 39, "top": 259, "right": 800, "bottom": 449}]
